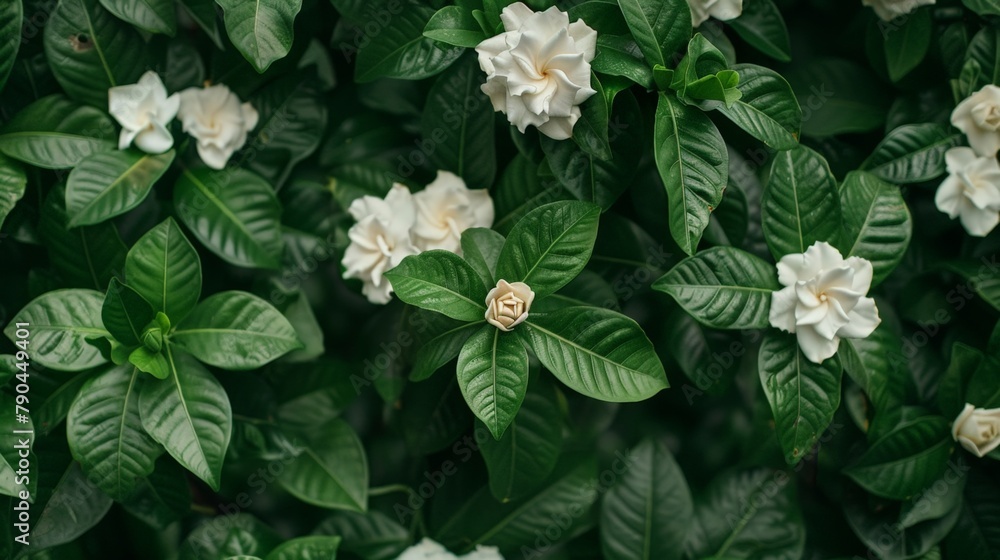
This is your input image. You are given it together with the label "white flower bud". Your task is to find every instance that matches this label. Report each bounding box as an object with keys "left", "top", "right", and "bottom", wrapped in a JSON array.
[
  {"left": 485, "top": 279, "right": 535, "bottom": 331},
  {"left": 952, "top": 403, "right": 1000, "bottom": 457}
]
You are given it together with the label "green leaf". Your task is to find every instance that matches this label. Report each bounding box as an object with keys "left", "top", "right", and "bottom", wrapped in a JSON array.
[
  {"left": 0, "top": 393, "right": 35, "bottom": 498},
  {"left": 385, "top": 251, "right": 488, "bottom": 322},
  {"left": 129, "top": 345, "right": 170, "bottom": 379},
  {"left": 964, "top": 0, "right": 1000, "bottom": 15},
  {"left": 860, "top": 124, "right": 961, "bottom": 184},
  {"left": 0, "top": 95, "right": 115, "bottom": 168},
  {"left": 44, "top": 0, "right": 150, "bottom": 107},
  {"left": 174, "top": 167, "right": 283, "bottom": 269},
  {"left": 727, "top": 0, "right": 791, "bottom": 62},
  {"left": 761, "top": 145, "right": 842, "bottom": 259},
  {"left": 265, "top": 536, "right": 341, "bottom": 560},
  {"left": 67, "top": 364, "right": 162, "bottom": 500},
  {"left": 98, "top": 0, "right": 177, "bottom": 34},
  {"left": 844, "top": 416, "right": 953, "bottom": 500},
  {"left": 178, "top": 0, "right": 224, "bottom": 49},
  {"left": 424, "top": 5, "right": 487, "bottom": 47},
  {"left": 457, "top": 325, "right": 529, "bottom": 439},
  {"left": 4, "top": 290, "right": 108, "bottom": 372},
  {"left": 591, "top": 35, "right": 654, "bottom": 88},
  {"left": 461, "top": 227, "right": 506, "bottom": 289},
  {"left": 492, "top": 154, "right": 572, "bottom": 235},
  {"left": 495, "top": 201, "right": 601, "bottom": 299},
  {"left": 966, "top": 27, "right": 1000, "bottom": 92},
  {"left": 945, "top": 470, "right": 1000, "bottom": 558},
  {"left": 138, "top": 345, "right": 232, "bottom": 490},
  {"left": 521, "top": 306, "right": 668, "bottom": 401},
  {"left": 121, "top": 456, "right": 192, "bottom": 528},
  {"left": 0, "top": 153, "right": 26, "bottom": 231},
  {"left": 355, "top": 2, "right": 464, "bottom": 82},
  {"left": 784, "top": 58, "right": 888, "bottom": 137},
  {"left": 0, "top": 0, "right": 21, "bottom": 93},
  {"left": 617, "top": 0, "right": 692, "bottom": 68},
  {"left": 715, "top": 64, "right": 800, "bottom": 150},
  {"left": 884, "top": 7, "right": 931, "bottom": 82},
  {"left": 179, "top": 513, "right": 282, "bottom": 560},
  {"left": 420, "top": 54, "right": 496, "bottom": 190},
  {"left": 216, "top": 0, "right": 302, "bottom": 73},
  {"left": 654, "top": 93, "right": 728, "bottom": 256},
  {"left": 313, "top": 511, "right": 408, "bottom": 559},
  {"left": 758, "top": 331, "right": 843, "bottom": 465},
  {"left": 171, "top": 291, "right": 302, "bottom": 370},
  {"left": 31, "top": 463, "right": 113, "bottom": 551},
  {"left": 280, "top": 419, "right": 368, "bottom": 512},
  {"left": 476, "top": 375, "right": 563, "bottom": 502},
  {"left": 838, "top": 171, "right": 912, "bottom": 287},
  {"left": 572, "top": 74, "right": 613, "bottom": 161},
  {"left": 102, "top": 278, "right": 156, "bottom": 347},
  {"left": 600, "top": 438, "right": 693, "bottom": 560},
  {"left": 840, "top": 326, "right": 905, "bottom": 441},
  {"left": 945, "top": 259, "right": 1000, "bottom": 313},
  {"left": 125, "top": 217, "right": 203, "bottom": 322},
  {"left": 35, "top": 370, "right": 98, "bottom": 437},
  {"left": 66, "top": 149, "right": 174, "bottom": 227},
  {"left": 411, "top": 320, "right": 482, "bottom": 381},
  {"left": 653, "top": 246, "right": 778, "bottom": 329}
]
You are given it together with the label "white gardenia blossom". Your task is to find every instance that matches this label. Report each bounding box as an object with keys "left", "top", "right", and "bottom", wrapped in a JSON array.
[
  {"left": 412, "top": 171, "right": 494, "bottom": 253},
  {"left": 952, "top": 85, "right": 1000, "bottom": 157},
  {"left": 475, "top": 2, "right": 597, "bottom": 140},
  {"left": 688, "top": 0, "right": 743, "bottom": 27},
  {"left": 342, "top": 185, "right": 419, "bottom": 304},
  {"left": 177, "top": 83, "right": 259, "bottom": 169},
  {"left": 769, "top": 242, "right": 881, "bottom": 364},
  {"left": 861, "top": 0, "right": 935, "bottom": 21},
  {"left": 108, "top": 71, "right": 180, "bottom": 154},
  {"left": 935, "top": 147, "right": 1000, "bottom": 237},
  {"left": 396, "top": 538, "right": 503, "bottom": 560},
  {"left": 485, "top": 279, "right": 535, "bottom": 331},
  {"left": 952, "top": 403, "right": 1000, "bottom": 457}
]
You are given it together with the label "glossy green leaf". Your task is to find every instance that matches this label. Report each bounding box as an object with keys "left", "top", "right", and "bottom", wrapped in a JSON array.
[
  {"left": 174, "top": 167, "right": 283, "bottom": 269},
  {"left": 31, "top": 463, "right": 113, "bottom": 550},
  {"left": 492, "top": 154, "right": 572, "bottom": 235},
  {"left": 758, "top": 331, "right": 843, "bottom": 464},
  {"left": 617, "top": 0, "right": 691, "bottom": 68},
  {"left": 386, "top": 250, "right": 489, "bottom": 322},
  {"left": 0, "top": 95, "right": 115, "bottom": 168},
  {"left": 840, "top": 326, "right": 905, "bottom": 441},
  {"left": 126, "top": 217, "right": 203, "bottom": 322},
  {"left": 102, "top": 278, "right": 155, "bottom": 347},
  {"left": 0, "top": 153, "right": 26, "bottom": 231},
  {"left": 171, "top": 291, "right": 302, "bottom": 370},
  {"left": 457, "top": 325, "right": 529, "bottom": 439},
  {"left": 66, "top": 149, "right": 174, "bottom": 227},
  {"left": 280, "top": 419, "right": 368, "bottom": 512},
  {"left": 4, "top": 290, "right": 108, "bottom": 372},
  {"left": 601, "top": 438, "right": 693, "bottom": 560},
  {"left": 424, "top": 6, "right": 487, "bottom": 48},
  {"left": 265, "top": 536, "right": 341, "bottom": 560},
  {"left": 728, "top": 0, "right": 791, "bottom": 62},
  {"left": 844, "top": 416, "right": 953, "bottom": 500},
  {"left": 139, "top": 346, "right": 232, "bottom": 490},
  {"left": 178, "top": 0, "right": 224, "bottom": 49},
  {"left": 216, "top": 0, "right": 303, "bottom": 73},
  {"left": 860, "top": 124, "right": 961, "bottom": 184},
  {"left": 654, "top": 93, "right": 728, "bottom": 256},
  {"left": 98, "top": 0, "right": 177, "bottom": 35},
  {"left": 762, "top": 145, "right": 842, "bottom": 259},
  {"left": 521, "top": 306, "right": 668, "bottom": 401},
  {"left": 715, "top": 64, "right": 800, "bottom": 150},
  {"left": 179, "top": 513, "right": 282, "bottom": 560},
  {"left": 0, "top": 0, "right": 21, "bottom": 92},
  {"left": 355, "top": 3, "right": 464, "bottom": 82},
  {"left": 411, "top": 320, "right": 481, "bottom": 381},
  {"left": 120, "top": 456, "right": 192, "bottom": 528},
  {"left": 884, "top": 7, "right": 931, "bottom": 82},
  {"left": 67, "top": 364, "right": 162, "bottom": 500},
  {"left": 312, "top": 511, "right": 408, "bottom": 560},
  {"left": 964, "top": 0, "right": 1000, "bottom": 15},
  {"left": 495, "top": 201, "right": 601, "bottom": 298},
  {"left": 34, "top": 370, "right": 98, "bottom": 437},
  {"left": 838, "top": 171, "right": 912, "bottom": 287},
  {"left": 44, "top": 0, "right": 149, "bottom": 107},
  {"left": 591, "top": 35, "right": 653, "bottom": 88},
  {"left": 653, "top": 246, "right": 778, "bottom": 330},
  {"left": 0, "top": 393, "right": 35, "bottom": 498},
  {"left": 461, "top": 227, "right": 505, "bottom": 289},
  {"left": 945, "top": 470, "right": 1000, "bottom": 558}
]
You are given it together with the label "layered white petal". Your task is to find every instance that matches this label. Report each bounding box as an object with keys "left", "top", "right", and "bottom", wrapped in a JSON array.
[
  {"left": 412, "top": 171, "right": 494, "bottom": 253},
  {"left": 342, "top": 185, "right": 418, "bottom": 304},
  {"left": 952, "top": 403, "right": 1000, "bottom": 458},
  {"left": 952, "top": 85, "right": 1000, "bottom": 157},
  {"left": 177, "top": 83, "right": 257, "bottom": 169},
  {"left": 935, "top": 147, "right": 1000, "bottom": 237},
  {"left": 107, "top": 70, "right": 178, "bottom": 154}
]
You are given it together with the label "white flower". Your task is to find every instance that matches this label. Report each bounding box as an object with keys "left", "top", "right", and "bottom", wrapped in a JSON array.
[
  {"left": 412, "top": 171, "right": 494, "bottom": 253},
  {"left": 688, "top": 0, "right": 743, "bottom": 27},
  {"left": 396, "top": 538, "right": 503, "bottom": 560},
  {"left": 952, "top": 85, "right": 1000, "bottom": 157},
  {"left": 861, "top": 0, "right": 935, "bottom": 21},
  {"left": 935, "top": 147, "right": 1000, "bottom": 237},
  {"left": 769, "top": 242, "right": 881, "bottom": 364},
  {"left": 108, "top": 71, "right": 180, "bottom": 154},
  {"left": 952, "top": 403, "right": 1000, "bottom": 458},
  {"left": 475, "top": 2, "right": 597, "bottom": 140},
  {"left": 485, "top": 279, "right": 535, "bottom": 331},
  {"left": 177, "top": 83, "right": 259, "bottom": 169},
  {"left": 342, "top": 185, "right": 419, "bottom": 304}
]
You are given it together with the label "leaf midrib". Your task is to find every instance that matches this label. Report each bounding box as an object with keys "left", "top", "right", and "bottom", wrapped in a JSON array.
[{"left": 526, "top": 320, "right": 650, "bottom": 379}]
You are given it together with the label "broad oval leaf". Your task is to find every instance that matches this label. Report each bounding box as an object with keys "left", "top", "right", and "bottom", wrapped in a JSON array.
[
  {"left": 727, "top": 0, "right": 791, "bottom": 62},
  {"left": 945, "top": 470, "right": 1000, "bottom": 558},
  {"left": 216, "top": 0, "right": 302, "bottom": 73},
  {"left": 31, "top": 463, "right": 114, "bottom": 551},
  {"left": 178, "top": 0, "right": 224, "bottom": 49},
  {"left": 44, "top": 0, "right": 150, "bottom": 107},
  {"left": 617, "top": 0, "right": 691, "bottom": 68},
  {"left": 423, "top": 5, "right": 488, "bottom": 48},
  {"left": 355, "top": 3, "right": 464, "bottom": 82},
  {"left": 655, "top": 93, "right": 728, "bottom": 256},
  {"left": 521, "top": 306, "right": 668, "bottom": 402},
  {"left": 67, "top": 364, "right": 162, "bottom": 500},
  {"left": 171, "top": 291, "right": 302, "bottom": 370},
  {"left": 601, "top": 438, "right": 693, "bottom": 560},
  {"left": 4, "top": 289, "right": 108, "bottom": 371},
  {"left": 461, "top": 227, "right": 506, "bottom": 289},
  {"left": 126, "top": 217, "right": 203, "bottom": 322},
  {"left": 840, "top": 325, "right": 905, "bottom": 441},
  {"left": 762, "top": 145, "right": 842, "bottom": 259},
  {"left": 411, "top": 320, "right": 481, "bottom": 381},
  {"left": 0, "top": 0, "right": 21, "bottom": 92},
  {"left": 495, "top": 200, "right": 601, "bottom": 299},
  {"left": 98, "top": 0, "right": 177, "bottom": 35},
  {"left": 838, "top": 171, "right": 912, "bottom": 287},
  {"left": 715, "top": 63, "right": 801, "bottom": 150},
  {"left": 860, "top": 123, "right": 961, "bottom": 184},
  {"left": 174, "top": 167, "right": 283, "bottom": 269},
  {"left": 458, "top": 325, "right": 529, "bottom": 440},
  {"left": 245, "top": 75, "right": 328, "bottom": 186},
  {"left": 179, "top": 512, "right": 282, "bottom": 559},
  {"left": 758, "top": 331, "right": 843, "bottom": 465},
  {"left": 492, "top": 154, "right": 572, "bottom": 235},
  {"left": 312, "top": 511, "right": 409, "bottom": 559},
  {"left": 280, "top": 419, "right": 369, "bottom": 512},
  {"left": 139, "top": 346, "right": 232, "bottom": 490},
  {"left": 883, "top": 7, "right": 931, "bottom": 82},
  {"left": 0, "top": 153, "right": 26, "bottom": 230},
  {"left": 386, "top": 250, "right": 489, "bottom": 322},
  {"left": 654, "top": 246, "right": 778, "bottom": 330},
  {"left": 66, "top": 149, "right": 175, "bottom": 227},
  {"left": 0, "top": 95, "right": 115, "bottom": 168}
]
